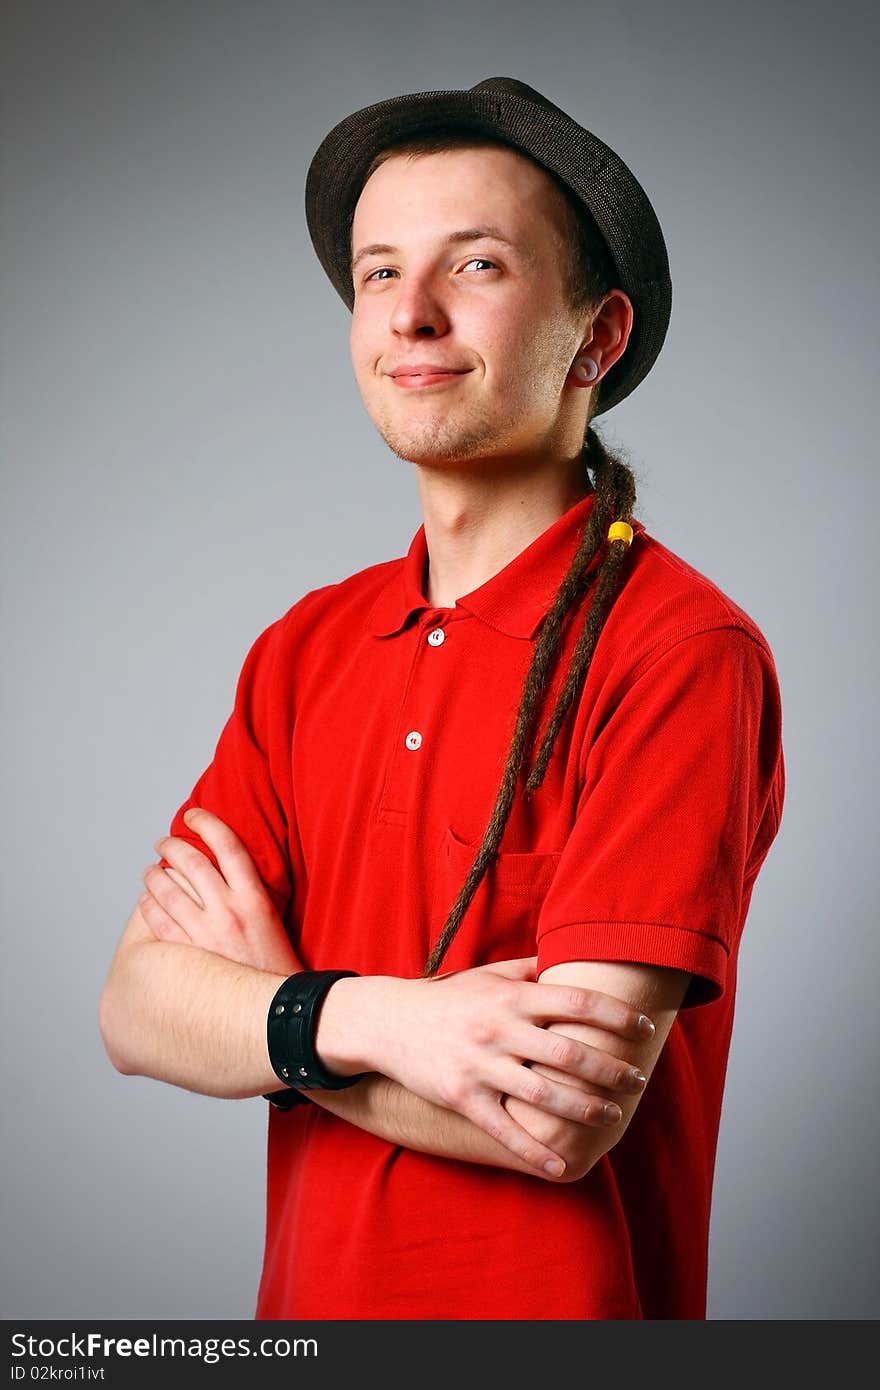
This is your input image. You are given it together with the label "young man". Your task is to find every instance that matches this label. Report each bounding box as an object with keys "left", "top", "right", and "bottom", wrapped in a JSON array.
[{"left": 99, "top": 79, "right": 785, "bottom": 1320}]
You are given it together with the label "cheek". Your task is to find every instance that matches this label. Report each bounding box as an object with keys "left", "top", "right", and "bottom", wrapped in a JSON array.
[
  {"left": 349, "top": 319, "right": 376, "bottom": 383},
  {"left": 479, "top": 296, "right": 569, "bottom": 370},
  {"left": 482, "top": 318, "right": 570, "bottom": 401},
  {"left": 526, "top": 319, "right": 579, "bottom": 396},
  {"left": 471, "top": 305, "right": 534, "bottom": 381}
]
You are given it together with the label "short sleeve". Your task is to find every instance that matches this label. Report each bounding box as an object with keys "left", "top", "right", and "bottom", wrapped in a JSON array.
[
  {"left": 535, "top": 626, "right": 784, "bottom": 1007},
  {"left": 159, "top": 614, "right": 295, "bottom": 922}
]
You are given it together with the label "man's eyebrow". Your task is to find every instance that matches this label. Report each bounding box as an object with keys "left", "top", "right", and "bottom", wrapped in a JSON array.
[{"left": 351, "top": 227, "right": 519, "bottom": 274}]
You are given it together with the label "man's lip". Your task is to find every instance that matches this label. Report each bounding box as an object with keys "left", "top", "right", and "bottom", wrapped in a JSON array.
[
  {"left": 387, "top": 366, "right": 472, "bottom": 389},
  {"left": 388, "top": 366, "right": 470, "bottom": 377},
  {"left": 391, "top": 371, "right": 469, "bottom": 390}
]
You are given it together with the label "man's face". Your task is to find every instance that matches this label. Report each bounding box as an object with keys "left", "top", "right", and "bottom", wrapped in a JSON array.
[{"left": 349, "top": 144, "right": 590, "bottom": 470}]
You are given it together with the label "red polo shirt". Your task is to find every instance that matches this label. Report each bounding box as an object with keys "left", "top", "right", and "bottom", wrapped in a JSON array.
[{"left": 165, "top": 490, "right": 785, "bottom": 1319}]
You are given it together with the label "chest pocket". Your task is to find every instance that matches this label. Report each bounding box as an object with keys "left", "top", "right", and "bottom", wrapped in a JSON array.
[{"left": 429, "top": 824, "right": 562, "bottom": 971}]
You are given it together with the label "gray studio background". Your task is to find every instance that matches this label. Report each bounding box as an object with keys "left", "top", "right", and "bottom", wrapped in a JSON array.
[{"left": 3, "top": 0, "right": 877, "bottom": 1320}]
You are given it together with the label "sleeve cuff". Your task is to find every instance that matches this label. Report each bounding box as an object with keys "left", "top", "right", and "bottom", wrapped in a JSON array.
[{"left": 537, "top": 919, "right": 729, "bottom": 1008}]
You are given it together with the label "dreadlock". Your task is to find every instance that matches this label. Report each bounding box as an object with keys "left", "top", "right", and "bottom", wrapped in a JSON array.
[
  {"left": 423, "top": 430, "right": 637, "bottom": 976},
  {"left": 357, "top": 129, "right": 639, "bottom": 977}
]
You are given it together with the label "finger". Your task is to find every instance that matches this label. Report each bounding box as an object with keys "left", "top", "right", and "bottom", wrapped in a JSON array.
[
  {"left": 501, "top": 1063, "right": 624, "bottom": 1127},
  {"left": 464, "top": 1093, "right": 568, "bottom": 1178},
  {"left": 512, "top": 1025, "right": 647, "bottom": 1095},
  {"left": 138, "top": 890, "right": 192, "bottom": 945},
  {"left": 155, "top": 835, "right": 224, "bottom": 908},
  {"left": 180, "top": 807, "right": 265, "bottom": 896},
  {"left": 164, "top": 865, "right": 205, "bottom": 909},
  {"left": 525, "top": 982, "right": 655, "bottom": 1041},
  {"left": 141, "top": 863, "right": 204, "bottom": 937}
]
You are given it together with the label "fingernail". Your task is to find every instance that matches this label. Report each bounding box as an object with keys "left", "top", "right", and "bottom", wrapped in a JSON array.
[
  {"left": 603, "top": 1102, "right": 622, "bottom": 1124},
  {"left": 183, "top": 808, "right": 197, "bottom": 823},
  {"left": 638, "top": 1014, "right": 655, "bottom": 1037},
  {"left": 544, "top": 1159, "right": 565, "bottom": 1176},
  {"left": 630, "top": 1068, "right": 647, "bottom": 1086}
]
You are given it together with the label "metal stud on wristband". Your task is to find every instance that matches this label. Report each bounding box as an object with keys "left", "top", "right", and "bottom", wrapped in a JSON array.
[{"left": 263, "top": 970, "right": 368, "bottom": 1105}]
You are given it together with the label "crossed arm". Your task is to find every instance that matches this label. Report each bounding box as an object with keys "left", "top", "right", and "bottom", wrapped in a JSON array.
[{"left": 99, "top": 808, "right": 690, "bottom": 1182}]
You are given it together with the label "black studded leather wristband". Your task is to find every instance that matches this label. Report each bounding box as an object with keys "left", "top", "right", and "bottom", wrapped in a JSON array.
[{"left": 262, "top": 970, "right": 368, "bottom": 1108}]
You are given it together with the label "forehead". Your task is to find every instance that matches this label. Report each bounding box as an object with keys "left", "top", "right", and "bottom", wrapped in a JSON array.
[{"left": 352, "top": 144, "right": 569, "bottom": 245}]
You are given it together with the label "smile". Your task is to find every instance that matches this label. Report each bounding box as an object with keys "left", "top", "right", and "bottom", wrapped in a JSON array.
[{"left": 389, "top": 369, "right": 471, "bottom": 389}]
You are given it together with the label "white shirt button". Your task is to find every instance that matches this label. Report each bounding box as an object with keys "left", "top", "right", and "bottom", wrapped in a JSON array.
[
  {"left": 405, "top": 730, "right": 423, "bottom": 750},
  {"left": 427, "top": 627, "right": 446, "bottom": 646}
]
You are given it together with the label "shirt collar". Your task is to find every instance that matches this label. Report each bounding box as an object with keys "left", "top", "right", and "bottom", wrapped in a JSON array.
[{"left": 367, "top": 492, "right": 645, "bottom": 642}]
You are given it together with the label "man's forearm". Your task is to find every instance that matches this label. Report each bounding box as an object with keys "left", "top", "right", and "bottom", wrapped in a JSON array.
[
  {"left": 310, "top": 1075, "right": 564, "bottom": 1180},
  {"left": 100, "top": 937, "right": 287, "bottom": 1097},
  {"left": 101, "top": 932, "right": 394, "bottom": 1098},
  {"left": 100, "top": 934, "right": 564, "bottom": 1175}
]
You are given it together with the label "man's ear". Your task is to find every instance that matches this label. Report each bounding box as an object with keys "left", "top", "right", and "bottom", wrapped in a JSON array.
[{"left": 576, "top": 289, "right": 634, "bottom": 382}]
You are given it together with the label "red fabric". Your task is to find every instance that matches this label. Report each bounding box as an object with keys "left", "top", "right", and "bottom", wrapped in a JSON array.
[{"left": 165, "top": 491, "right": 785, "bottom": 1319}]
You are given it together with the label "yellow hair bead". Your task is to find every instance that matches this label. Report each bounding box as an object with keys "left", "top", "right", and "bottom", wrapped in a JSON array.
[{"left": 607, "top": 520, "right": 634, "bottom": 546}]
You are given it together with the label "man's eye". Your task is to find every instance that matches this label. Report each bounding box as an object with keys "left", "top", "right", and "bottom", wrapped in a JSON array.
[{"left": 361, "top": 259, "right": 497, "bottom": 284}]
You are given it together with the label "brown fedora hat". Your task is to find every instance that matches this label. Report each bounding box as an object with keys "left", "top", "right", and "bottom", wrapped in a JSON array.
[{"left": 305, "top": 76, "right": 672, "bottom": 416}]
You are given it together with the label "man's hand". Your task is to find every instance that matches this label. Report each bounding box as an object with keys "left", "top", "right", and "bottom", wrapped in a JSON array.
[
  {"left": 140, "top": 807, "right": 301, "bottom": 977},
  {"left": 140, "top": 809, "right": 655, "bottom": 1177},
  {"left": 330, "top": 961, "right": 653, "bottom": 1171}
]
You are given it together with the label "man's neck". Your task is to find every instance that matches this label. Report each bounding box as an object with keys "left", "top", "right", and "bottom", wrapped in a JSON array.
[{"left": 415, "top": 452, "right": 594, "bottom": 610}]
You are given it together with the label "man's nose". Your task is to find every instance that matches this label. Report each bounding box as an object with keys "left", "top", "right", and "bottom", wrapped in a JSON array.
[{"left": 389, "top": 274, "right": 450, "bottom": 338}]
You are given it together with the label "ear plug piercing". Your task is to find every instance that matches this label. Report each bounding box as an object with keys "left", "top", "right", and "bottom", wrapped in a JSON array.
[{"left": 573, "top": 356, "right": 599, "bottom": 382}]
